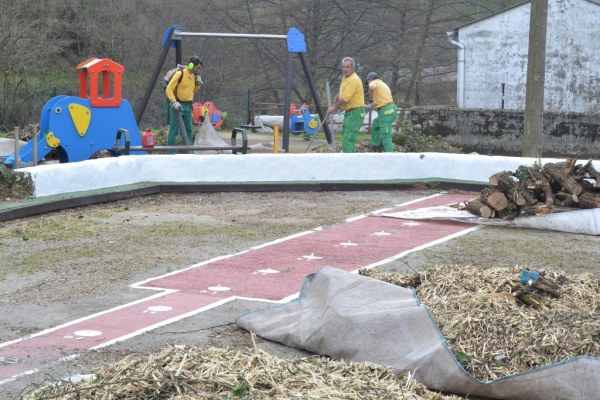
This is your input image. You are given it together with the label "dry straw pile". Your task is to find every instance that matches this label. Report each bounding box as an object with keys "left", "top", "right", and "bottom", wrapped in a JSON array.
[
  {"left": 362, "top": 265, "right": 600, "bottom": 381},
  {"left": 25, "top": 334, "right": 460, "bottom": 399}
]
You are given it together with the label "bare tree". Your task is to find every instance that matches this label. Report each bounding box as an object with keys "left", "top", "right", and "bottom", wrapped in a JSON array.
[{"left": 0, "top": 0, "right": 527, "bottom": 131}]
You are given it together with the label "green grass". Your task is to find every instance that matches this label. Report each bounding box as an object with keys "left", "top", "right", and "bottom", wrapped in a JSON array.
[{"left": 1, "top": 216, "right": 100, "bottom": 241}]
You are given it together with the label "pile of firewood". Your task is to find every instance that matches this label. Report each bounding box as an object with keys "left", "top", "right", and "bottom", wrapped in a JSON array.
[{"left": 464, "top": 158, "right": 600, "bottom": 219}]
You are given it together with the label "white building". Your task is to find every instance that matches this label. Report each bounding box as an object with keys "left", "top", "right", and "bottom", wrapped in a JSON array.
[{"left": 447, "top": 0, "right": 600, "bottom": 112}]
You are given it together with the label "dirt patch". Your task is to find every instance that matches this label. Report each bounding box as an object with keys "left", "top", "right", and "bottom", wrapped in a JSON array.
[{"left": 1, "top": 189, "right": 599, "bottom": 399}]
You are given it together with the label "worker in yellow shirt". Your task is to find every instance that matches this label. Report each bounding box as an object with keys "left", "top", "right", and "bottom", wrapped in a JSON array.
[
  {"left": 327, "top": 57, "right": 366, "bottom": 153},
  {"left": 166, "top": 55, "right": 203, "bottom": 148},
  {"left": 366, "top": 72, "right": 397, "bottom": 152}
]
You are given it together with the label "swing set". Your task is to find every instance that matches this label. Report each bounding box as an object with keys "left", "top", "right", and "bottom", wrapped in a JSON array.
[{"left": 135, "top": 24, "right": 334, "bottom": 153}]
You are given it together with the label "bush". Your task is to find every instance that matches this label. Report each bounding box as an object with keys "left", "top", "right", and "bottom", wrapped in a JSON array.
[{"left": 393, "top": 119, "right": 461, "bottom": 153}]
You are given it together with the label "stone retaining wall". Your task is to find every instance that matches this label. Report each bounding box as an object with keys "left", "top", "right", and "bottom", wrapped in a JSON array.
[{"left": 410, "top": 107, "right": 600, "bottom": 158}]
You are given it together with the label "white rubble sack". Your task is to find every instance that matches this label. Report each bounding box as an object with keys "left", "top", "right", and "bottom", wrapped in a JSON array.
[
  {"left": 236, "top": 267, "right": 600, "bottom": 400},
  {"left": 193, "top": 120, "right": 232, "bottom": 154},
  {"left": 377, "top": 206, "right": 600, "bottom": 236}
]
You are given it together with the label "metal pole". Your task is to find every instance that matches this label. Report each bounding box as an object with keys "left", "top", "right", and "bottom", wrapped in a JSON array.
[
  {"left": 282, "top": 52, "right": 292, "bottom": 152},
  {"left": 135, "top": 26, "right": 177, "bottom": 125},
  {"left": 325, "top": 80, "right": 336, "bottom": 152},
  {"left": 175, "top": 37, "right": 182, "bottom": 66},
  {"left": 176, "top": 32, "right": 287, "bottom": 40},
  {"left": 297, "top": 52, "right": 333, "bottom": 147},
  {"left": 247, "top": 88, "right": 252, "bottom": 125}
]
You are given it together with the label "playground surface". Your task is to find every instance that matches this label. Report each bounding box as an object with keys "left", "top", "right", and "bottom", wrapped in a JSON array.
[{"left": 1, "top": 189, "right": 600, "bottom": 398}]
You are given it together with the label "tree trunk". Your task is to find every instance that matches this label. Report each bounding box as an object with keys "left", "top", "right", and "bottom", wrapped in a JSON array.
[{"left": 403, "top": 0, "right": 434, "bottom": 105}]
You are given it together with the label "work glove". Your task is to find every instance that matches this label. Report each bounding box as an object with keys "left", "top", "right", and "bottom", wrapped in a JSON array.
[
  {"left": 195, "top": 75, "right": 203, "bottom": 85},
  {"left": 172, "top": 101, "right": 183, "bottom": 111}
]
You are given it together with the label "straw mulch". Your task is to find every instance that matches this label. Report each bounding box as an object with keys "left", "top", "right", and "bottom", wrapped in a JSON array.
[
  {"left": 361, "top": 265, "right": 600, "bottom": 381},
  {"left": 25, "top": 334, "right": 461, "bottom": 400}
]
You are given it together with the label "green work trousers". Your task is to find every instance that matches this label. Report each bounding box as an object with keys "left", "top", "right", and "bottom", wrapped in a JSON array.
[
  {"left": 371, "top": 103, "right": 398, "bottom": 152},
  {"left": 168, "top": 102, "right": 194, "bottom": 148},
  {"left": 341, "top": 107, "right": 366, "bottom": 153}
]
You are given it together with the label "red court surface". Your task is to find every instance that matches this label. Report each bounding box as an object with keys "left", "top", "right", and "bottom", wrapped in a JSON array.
[{"left": 0, "top": 192, "right": 477, "bottom": 384}]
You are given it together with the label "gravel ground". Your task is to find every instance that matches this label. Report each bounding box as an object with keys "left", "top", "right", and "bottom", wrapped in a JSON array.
[{"left": 1, "top": 188, "right": 599, "bottom": 399}]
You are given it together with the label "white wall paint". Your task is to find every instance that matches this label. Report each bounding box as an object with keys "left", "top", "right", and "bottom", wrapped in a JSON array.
[{"left": 457, "top": 0, "right": 600, "bottom": 113}]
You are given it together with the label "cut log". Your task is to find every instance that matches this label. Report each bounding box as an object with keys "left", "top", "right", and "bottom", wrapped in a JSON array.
[
  {"left": 526, "top": 167, "right": 554, "bottom": 207},
  {"left": 481, "top": 158, "right": 597, "bottom": 220},
  {"left": 576, "top": 191, "right": 600, "bottom": 209},
  {"left": 465, "top": 199, "right": 494, "bottom": 218},
  {"left": 548, "top": 205, "right": 580, "bottom": 213},
  {"left": 480, "top": 188, "right": 508, "bottom": 211},
  {"left": 555, "top": 191, "right": 579, "bottom": 207},
  {"left": 543, "top": 162, "right": 583, "bottom": 196},
  {"left": 580, "top": 159, "right": 600, "bottom": 187},
  {"left": 564, "top": 157, "right": 577, "bottom": 175},
  {"left": 489, "top": 171, "right": 537, "bottom": 205},
  {"left": 536, "top": 205, "right": 552, "bottom": 214},
  {"left": 515, "top": 195, "right": 527, "bottom": 206}
]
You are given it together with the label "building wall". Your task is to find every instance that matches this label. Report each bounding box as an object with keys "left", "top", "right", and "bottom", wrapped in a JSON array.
[
  {"left": 457, "top": 0, "right": 600, "bottom": 113},
  {"left": 410, "top": 107, "right": 600, "bottom": 158}
]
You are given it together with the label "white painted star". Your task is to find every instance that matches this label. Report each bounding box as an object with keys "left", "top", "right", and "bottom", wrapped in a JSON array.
[
  {"left": 208, "top": 285, "right": 231, "bottom": 292},
  {"left": 254, "top": 268, "right": 280, "bottom": 275},
  {"left": 402, "top": 221, "right": 421, "bottom": 227},
  {"left": 143, "top": 305, "right": 173, "bottom": 314},
  {"left": 371, "top": 230, "right": 391, "bottom": 236},
  {"left": 299, "top": 253, "right": 323, "bottom": 261},
  {"left": 68, "top": 330, "right": 102, "bottom": 339}
]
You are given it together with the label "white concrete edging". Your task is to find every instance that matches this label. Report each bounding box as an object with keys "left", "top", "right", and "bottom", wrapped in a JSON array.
[{"left": 19, "top": 153, "right": 574, "bottom": 198}]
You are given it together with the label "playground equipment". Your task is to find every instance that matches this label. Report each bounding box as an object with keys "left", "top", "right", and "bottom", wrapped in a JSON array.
[
  {"left": 192, "top": 101, "right": 227, "bottom": 128},
  {"left": 289, "top": 103, "right": 320, "bottom": 136},
  {"left": 2, "top": 58, "right": 143, "bottom": 167},
  {"left": 114, "top": 127, "right": 249, "bottom": 155},
  {"left": 136, "top": 25, "right": 333, "bottom": 152}
]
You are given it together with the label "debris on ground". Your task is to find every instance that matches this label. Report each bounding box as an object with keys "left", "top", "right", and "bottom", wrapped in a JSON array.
[
  {"left": 361, "top": 265, "right": 600, "bottom": 381},
  {"left": 310, "top": 134, "right": 461, "bottom": 154},
  {"left": 24, "top": 334, "right": 461, "bottom": 399},
  {"left": 310, "top": 138, "right": 403, "bottom": 153},
  {"left": 460, "top": 158, "right": 600, "bottom": 219}
]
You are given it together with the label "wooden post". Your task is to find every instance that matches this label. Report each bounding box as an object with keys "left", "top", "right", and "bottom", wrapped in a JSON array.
[
  {"left": 13, "top": 126, "right": 20, "bottom": 169},
  {"left": 33, "top": 124, "right": 38, "bottom": 166},
  {"left": 522, "top": 0, "right": 548, "bottom": 157}
]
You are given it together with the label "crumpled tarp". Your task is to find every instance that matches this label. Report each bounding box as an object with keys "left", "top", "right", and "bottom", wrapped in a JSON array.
[
  {"left": 193, "top": 118, "right": 232, "bottom": 154},
  {"left": 236, "top": 267, "right": 600, "bottom": 400},
  {"left": 378, "top": 206, "right": 600, "bottom": 236}
]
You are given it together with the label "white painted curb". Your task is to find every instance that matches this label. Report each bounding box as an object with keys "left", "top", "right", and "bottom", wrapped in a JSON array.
[{"left": 19, "top": 153, "right": 575, "bottom": 198}]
